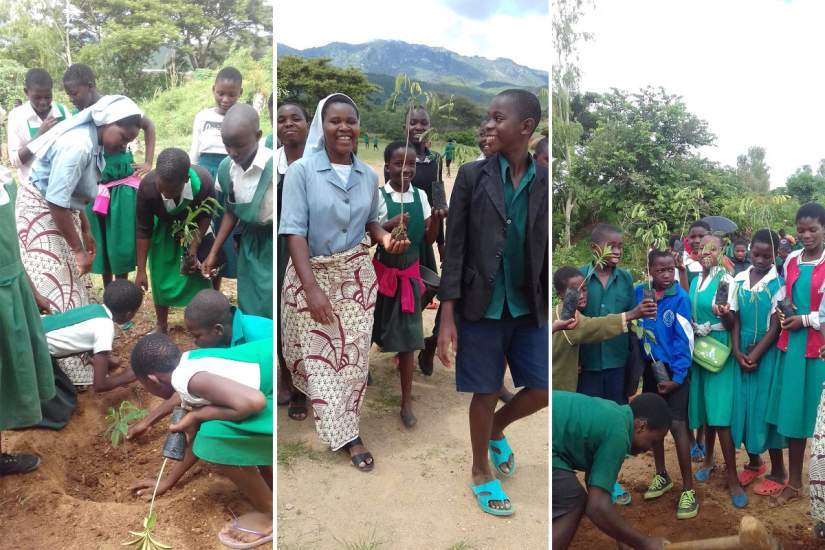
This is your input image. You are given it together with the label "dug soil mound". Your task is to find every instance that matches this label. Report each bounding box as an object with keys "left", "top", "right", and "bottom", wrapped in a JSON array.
[{"left": 0, "top": 284, "right": 271, "bottom": 549}]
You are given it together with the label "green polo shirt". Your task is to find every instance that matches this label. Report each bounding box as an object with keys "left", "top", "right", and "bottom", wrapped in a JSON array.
[
  {"left": 578, "top": 265, "right": 634, "bottom": 371},
  {"left": 484, "top": 155, "right": 536, "bottom": 320},
  {"left": 231, "top": 307, "right": 274, "bottom": 347},
  {"left": 552, "top": 390, "right": 633, "bottom": 492}
]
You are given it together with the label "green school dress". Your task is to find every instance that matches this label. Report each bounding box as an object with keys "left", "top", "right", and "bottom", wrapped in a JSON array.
[
  {"left": 188, "top": 338, "right": 273, "bottom": 466},
  {"left": 217, "top": 157, "right": 274, "bottom": 319},
  {"left": 371, "top": 187, "right": 425, "bottom": 353},
  {"left": 688, "top": 270, "right": 740, "bottom": 430},
  {"left": 86, "top": 150, "right": 138, "bottom": 275},
  {"left": 732, "top": 270, "right": 786, "bottom": 454},
  {"left": 766, "top": 263, "right": 825, "bottom": 439},
  {"left": 264, "top": 134, "right": 273, "bottom": 149},
  {"left": 199, "top": 152, "right": 238, "bottom": 280},
  {"left": 148, "top": 168, "right": 210, "bottom": 307},
  {"left": 0, "top": 182, "right": 56, "bottom": 431}
]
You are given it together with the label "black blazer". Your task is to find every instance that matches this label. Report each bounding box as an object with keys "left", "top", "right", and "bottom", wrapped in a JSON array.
[{"left": 439, "top": 153, "right": 549, "bottom": 325}]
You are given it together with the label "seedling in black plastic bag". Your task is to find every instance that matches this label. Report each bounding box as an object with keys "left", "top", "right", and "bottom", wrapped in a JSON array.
[
  {"left": 715, "top": 280, "right": 729, "bottom": 306},
  {"left": 560, "top": 288, "right": 579, "bottom": 320}
]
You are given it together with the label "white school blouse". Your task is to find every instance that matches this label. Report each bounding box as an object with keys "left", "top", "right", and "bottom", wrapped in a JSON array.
[
  {"left": 7, "top": 102, "right": 69, "bottom": 185},
  {"left": 171, "top": 353, "right": 261, "bottom": 408},
  {"left": 44, "top": 306, "right": 115, "bottom": 357},
  {"left": 189, "top": 107, "right": 228, "bottom": 164}
]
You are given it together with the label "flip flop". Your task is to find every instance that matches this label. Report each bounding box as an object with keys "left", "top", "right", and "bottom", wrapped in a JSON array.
[
  {"left": 217, "top": 519, "right": 273, "bottom": 549},
  {"left": 471, "top": 479, "right": 514, "bottom": 516},
  {"left": 731, "top": 491, "right": 748, "bottom": 509},
  {"left": 753, "top": 477, "right": 787, "bottom": 496},
  {"left": 287, "top": 393, "right": 307, "bottom": 421},
  {"left": 488, "top": 436, "right": 516, "bottom": 478},
  {"left": 694, "top": 465, "right": 716, "bottom": 482},
  {"left": 345, "top": 437, "right": 374, "bottom": 472},
  {"left": 738, "top": 463, "right": 768, "bottom": 487}
]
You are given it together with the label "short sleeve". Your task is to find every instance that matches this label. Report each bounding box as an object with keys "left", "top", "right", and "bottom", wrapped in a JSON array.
[
  {"left": 587, "top": 426, "right": 630, "bottom": 492},
  {"left": 91, "top": 319, "right": 115, "bottom": 355},
  {"left": 367, "top": 177, "right": 380, "bottom": 225},
  {"left": 45, "top": 144, "right": 91, "bottom": 208},
  {"left": 418, "top": 188, "right": 431, "bottom": 218},
  {"left": 726, "top": 275, "right": 738, "bottom": 311},
  {"left": 278, "top": 161, "right": 309, "bottom": 237},
  {"left": 7, "top": 109, "right": 25, "bottom": 168},
  {"left": 377, "top": 190, "right": 389, "bottom": 224},
  {"left": 189, "top": 111, "right": 202, "bottom": 164}
]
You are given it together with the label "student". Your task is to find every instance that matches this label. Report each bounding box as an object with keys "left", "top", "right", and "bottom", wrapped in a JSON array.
[
  {"left": 444, "top": 137, "right": 456, "bottom": 177},
  {"left": 202, "top": 104, "right": 273, "bottom": 319},
  {"left": 731, "top": 238, "right": 751, "bottom": 275},
  {"left": 373, "top": 142, "right": 445, "bottom": 428},
  {"left": 263, "top": 93, "right": 274, "bottom": 150},
  {"left": 273, "top": 99, "right": 309, "bottom": 417},
  {"left": 688, "top": 233, "right": 746, "bottom": 507},
  {"left": 553, "top": 391, "right": 670, "bottom": 550},
  {"left": 767, "top": 202, "right": 825, "bottom": 505},
  {"left": 0, "top": 166, "right": 55, "bottom": 476},
  {"left": 131, "top": 335, "right": 273, "bottom": 548},
  {"left": 190, "top": 67, "right": 243, "bottom": 289},
  {"left": 363, "top": 132, "right": 370, "bottom": 150},
  {"left": 43, "top": 279, "right": 142, "bottom": 393},
  {"left": 730, "top": 229, "right": 787, "bottom": 497},
  {"left": 634, "top": 251, "right": 698, "bottom": 518},
  {"left": 533, "top": 136, "right": 548, "bottom": 168},
  {"left": 680, "top": 220, "right": 710, "bottom": 291},
  {"left": 476, "top": 123, "right": 491, "bottom": 160},
  {"left": 373, "top": 135, "right": 378, "bottom": 150},
  {"left": 578, "top": 223, "right": 635, "bottom": 404},
  {"left": 135, "top": 148, "right": 214, "bottom": 334},
  {"left": 130, "top": 289, "right": 271, "bottom": 499},
  {"left": 437, "top": 89, "right": 548, "bottom": 515},
  {"left": 62, "top": 64, "right": 157, "bottom": 286},
  {"left": 7, "top": 68, "right": 68, "bottom": 187},
  {"left": 552, "top": 266, "right": 656, "bottom": 393},
  {"left": 776, "top": 238, "right": 792, "bottom": 277}
]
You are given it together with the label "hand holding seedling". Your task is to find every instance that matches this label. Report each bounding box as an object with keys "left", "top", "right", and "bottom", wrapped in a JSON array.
[
  {"left": 432, "top": 207, "right": 447, "bottom": 220},
  {"left": 381, "top": 233, "right": 411, "bottom": 255},
  {"left": 169, "top": 412, "right": 200, "bottom": 445},
  {"left": 780, "top": 314, "right": 804, "bottom": 331},
  {"left": 628, "top": 299, "right": 657, "bottom": 321},
  {"left": 657, "top": 381, "right": 679, "bottom": 395},
  {"left": 712, "top": 303, "right": 731, "bottom": 317},
  {"left": 385, "top": 212, "right": 409, "bottom": 231},
  {"left": 552, "top": 316, "right": 578, "bottom": 333}
]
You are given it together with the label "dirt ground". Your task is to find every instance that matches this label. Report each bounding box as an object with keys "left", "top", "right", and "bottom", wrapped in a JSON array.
[
  {"left": 0, "top": 280, "right": 272, "bottom": 550},
  {"left": 276, "top": 161, "right": 549, "bottom": 550},
  {"left": 571, "top": 436, "right": 821, "bottom": 549}
]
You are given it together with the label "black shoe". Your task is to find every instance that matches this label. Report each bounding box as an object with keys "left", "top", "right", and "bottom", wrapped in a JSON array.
[
  {"left": 418, "top": 336, "right": 436, "bottom": 376},
  {"left": 367, "top": 373, "right": 373, "bottom": 386},
  {"left": 0, "top": 453, "right": 41, "bottom": 476}
]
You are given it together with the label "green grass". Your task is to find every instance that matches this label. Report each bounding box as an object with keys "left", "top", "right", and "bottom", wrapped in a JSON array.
[
  {"left": 446, "top": 542, "right": 475, "bottom": 550},
  {"left": 277, "top": 439, "right": 326, "bottom": 469},
  {"left": 335, "top": 529, "right": 385, "bottom": 550}
]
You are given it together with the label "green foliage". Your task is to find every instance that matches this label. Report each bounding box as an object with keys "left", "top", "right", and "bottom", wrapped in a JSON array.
[
  {"left": 171, "top": 197, "right": 223, "bottom": 248},
  {"left": 719, "top": 193, "right": 797, "bottom": 238},
  {"left": 0, "top": 59, "right": 27, "bottom": 111},
  {"left": 784, "top": 163, "right": 825, "bottom": 205},
  {"left": 736, "top": 146, "right": 770, "bottom": 194},
  {"left": 122, "top": 512, "right": 172, "bottom": 549},
  {"left": 277, "top": 56, "right": 381, "bottom": 113},
  {"left": 103, "top": 401, "right": 148, "bottom": 448}
]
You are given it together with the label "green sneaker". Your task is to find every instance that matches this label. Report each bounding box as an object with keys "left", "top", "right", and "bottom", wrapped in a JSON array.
[
  {"left": 644, "top": 473, "right": 673, "bottom": 500},
  {"left": 676, "top": 489, "right": 699, "bottom": 520}
]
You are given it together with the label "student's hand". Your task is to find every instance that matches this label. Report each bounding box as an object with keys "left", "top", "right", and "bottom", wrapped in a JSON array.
[
  {"left": 127, "top": 418, "right": 151, "bottom": 441},
  {"left": 628, "top": 299, "right": 657, "bottom": 321},
  {"left": 33, "top": 290, "right": 51, "bottom": 314},
  {"left": 201, "top": 252, "right": 220, "bottom": 279},
  {"left": 712, "top": 303, "right": 731, "bottom": 317},
  {"left": 34, "top": 116, "right": 58, "bottom": 138},
  {"left": 382, "top": 233, "right": 411, "bottom": 255},
  {"left": 432, "top": 207, "right": 448, "bottom": 220},
  {"left": 135, "top": 269, "right": 149, "bottom": 292},
  {"left": 553, "top": 317, "right": 578, "bottom": 333},
  {"left": 734, "top": 350, "right": 753, "bottom": 371},
  {"left": 131, "top": 477, "right": 172, "bottom": 501},
  {"left": 306, "top": 285, "right": 335, "bottom": 325},
  {"left": 169, "top": 413, "right": 200, "bottom": 446},
  {"left": 81, "top": 229, "right": 96, "bottom": 259},
  {"left": 73, "top": 249, "right": 93, "bottom": 275},
  {"left": 673, "top": 251, "right": 685, "bottom": 270},
  {"left": 385, "top": 213, "right": 409, "bottom": 230},
  {"left": 436, "top": 316, "right": 457, "bottom": 369},
  {"left": 743, "top": 352, "right": 759, "bottom": 371},
  {"left": 657, "top": 380, "right": 679, "bottom": 395},
  {"left": 781, "top": 315, "right": 804, "bottom": 332},
  {"left": 131, "top": 162, "right": 152, "bottom": 177}
]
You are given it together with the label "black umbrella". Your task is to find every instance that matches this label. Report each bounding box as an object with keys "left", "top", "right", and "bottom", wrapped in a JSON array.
[{"left": 701, "top": 216, "right": 738, "bottom": 236}]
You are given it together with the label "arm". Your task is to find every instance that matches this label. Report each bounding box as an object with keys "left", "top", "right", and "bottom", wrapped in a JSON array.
[
  {"left": 140, "top": 115, "right": 157, "bottom": 168},
  {"left": 131, "top": 423, "right": 198, "bottom": 499},
  {"left": 176, "top": 372, "right": 267, "bottom": 427},
  {"left": 287, "top": 235, "right": 334, "bottom": 325},
  {"left": 746, "top": 313, "right": 780, "bottom": 366},
  {"left": 8, "top": 111, "right": 58, "bottom": 168},
  {"left": 668, "top": 295, "right": 695, "bottom": 385},
  {"left": 49, "top": 204, "right": 92, "bottom": 274},
  {"left": 565, "top": 312, "right": 628, "bottom": 346},
  {"left": 731, "top": 311, "right": 747, "bottom": 368},
  {"left": 189, "top": 112, "right": 201, "bottom": 165},
  {"left": 79, "top": 208, "right": 95, "bottom": 259},
  {"left": 134, "top": 181, "right": 153, "bottom": 291},
  {"left": 203, "top": 210, "right": 238, "bottom": 278},
  {"left": 91, "top": 352, "right": 136, "bottom": 392},
  {"left": 128, "top": 393, "right": 181, "bottom": 440}
]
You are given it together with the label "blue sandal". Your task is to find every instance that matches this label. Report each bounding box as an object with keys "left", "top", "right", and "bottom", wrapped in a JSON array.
[
  {"left": 488, "top": 436, "right": 516, "bottom": 478},
  {"left": 472, "top": 479, "right": 514, "bottom": 516},
  {"left": 695, "top": 465, "right": 716, "bottom": 482}
]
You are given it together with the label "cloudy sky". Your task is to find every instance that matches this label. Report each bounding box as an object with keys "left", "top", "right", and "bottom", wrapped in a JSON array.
[
  {"left": 577, "top": 0, "right": 822, "bottom": 188},
  {"left": 276, "top": 0, "right": 549, "bottom": 72}
]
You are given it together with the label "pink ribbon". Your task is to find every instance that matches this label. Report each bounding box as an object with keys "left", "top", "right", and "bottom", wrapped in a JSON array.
[
  {"left": 92, "top": 174, "right": 141, "bottom": 215},
  {"left": 372, "top": 258, "right": 424, "bottom": 314}
]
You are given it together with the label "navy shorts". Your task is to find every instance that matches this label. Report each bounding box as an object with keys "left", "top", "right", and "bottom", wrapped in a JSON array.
[
  {"left": 455, "top": 313, "right": 548, "bottom": 393},
  {"left": 577, "top": 367, "right": 627, "bottom": 405}
]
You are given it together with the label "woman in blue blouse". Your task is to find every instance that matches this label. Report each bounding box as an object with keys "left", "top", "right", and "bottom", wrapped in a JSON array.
[{"left": 279, "top": 93, "right": 409, "bottom": 471}]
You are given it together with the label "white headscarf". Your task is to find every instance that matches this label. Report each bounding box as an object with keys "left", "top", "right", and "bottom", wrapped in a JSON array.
[
  {"left": 304, "top": 93, "right": 358, "bottom": 158},
  {"left": 28, "top": 95, "right": 143, "bottom": 158}
]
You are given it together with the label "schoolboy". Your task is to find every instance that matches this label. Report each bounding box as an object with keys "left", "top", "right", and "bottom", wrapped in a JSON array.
[
  {"left": 533, "top": 136, "right": 548, "bottom": 168},
  {"left": 437, "top": 89, "right": 548, "bottom": 515},
  {"left": 731, "top": 237, "right": 751, "bottom": 275}
]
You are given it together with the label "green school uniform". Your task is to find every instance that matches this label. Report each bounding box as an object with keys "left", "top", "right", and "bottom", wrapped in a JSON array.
[
  {"left": 231, "top": 307, "right": 273, "bottom": 346},
  {"left": 217, "top": 156, "right": 274, "bottom": 319},
  {"left": 766, "top": 263, "right": 825, "bottom": 439},
  {"left": 552, "top": 308, "right": 627, "bottom": 392},
  {"left": 264, "top": 134, "right": 273, "bottom": 150},
  {"left": 731, "top": 268, "right": 786, "bottom": 454},
  {"left": 200, "top": 152, "right": 238, "bottom": 280},
  {"left": 27, "top": 103, "right": 68, "bottom": 138},
  {"left": 148, "top": 168, "right": 210, "bottom": 307},
  {"left": 87, "top": 149, "right": 138, "bottom": 275},
  {"left": 688, "top": 269, "right": 740, "bottom": 430},
  {"left": 371, "top": 187, "right": 425, "bottom": 353},
  {"left": 0, "top": 181, "right": 56, "bottom": 431},
  {"left": 579, "top": 266, "right": 635, "bottom": 372},
  {"left": 552, "top": 390, "right": 633, "bottom": 493},
  {"left": 41, "top": 304, "right": 109, "bottom": 333},
  {"left": 187, "top": 338, "right": 273, "bottom": 466}
]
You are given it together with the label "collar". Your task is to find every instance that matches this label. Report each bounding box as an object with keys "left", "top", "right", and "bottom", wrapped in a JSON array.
[
  {"left": 696, "top": 266, "right": 730, "bottom": 290},
  {"left": 233, "top": 145, "right": 272, "bottom": 175},
  {"left": 382, "top": 182, "right": 414, "bottom": 197},
  {"left": 230, "top": 307, "right": 245, "bottom": 346},
  {"left": 734, "top": 265, "right": 779, "bottom": 290},
  {"left": 102, "top": 305, "right": 113, "bottom": 319},
  {"left": 19, "top": 102, "right": 62, "bottom": 123},
  {"left": 315, "top": 149, "right": 364, "bottom": 175},
  {"left": 276, "top": 146, "right": 289, "bottom": 175},
  {"left": 498, "top": 153, "right": 536, "bottom": 187},
  {"left": 415, "top": 147, "right": 434, "bottom": 164},
  {"left": 659, "top": 282, "right": 679, "bottom": 297},
  {"left": 789, "top": 247, "right": 825, "bottom": 266}
]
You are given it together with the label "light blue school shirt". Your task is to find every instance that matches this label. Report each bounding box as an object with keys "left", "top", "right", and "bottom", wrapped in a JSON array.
[
  {"left": 29, "top": 123, "right": 104, "bottom": 211},
  {"left": 278, "top": 148, "right": 380, "bottom": 257}
]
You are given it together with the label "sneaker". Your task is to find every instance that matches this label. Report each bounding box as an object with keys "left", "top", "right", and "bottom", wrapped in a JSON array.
[
  {"left": 0, "top": 453, "right": 40, "bottom": 476},
  {"left": 644, "top": 473, "right": 673, "bottom": 500},
  {"left": 676, "top": 489, "right": 699, "bottom": 519}
]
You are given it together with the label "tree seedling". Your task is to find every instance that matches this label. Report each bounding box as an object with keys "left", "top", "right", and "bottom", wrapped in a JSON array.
[
  {"left": 170, "top": 197, "right": 223, "bottom": 275},
  {"left": 123, "top": 458, "right": 172, "bottom": 549},
  {"left": 104, "top": 401, "right": 148, "bottom": 448}
]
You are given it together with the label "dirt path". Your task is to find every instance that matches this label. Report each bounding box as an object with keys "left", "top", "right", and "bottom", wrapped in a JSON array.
[
  {"left": 0, "top": 281, "right": 273, "bottom": 550},
  {"left": 571, "top": 437, "right": 819, "bottom": 549},
  {"left": 276, "top": 162, "right": 549, "bottom": 549}
]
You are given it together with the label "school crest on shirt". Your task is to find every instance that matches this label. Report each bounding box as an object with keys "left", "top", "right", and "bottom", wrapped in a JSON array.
[{"left": 663, "top": 309, "right": 675, "bottom": 327}]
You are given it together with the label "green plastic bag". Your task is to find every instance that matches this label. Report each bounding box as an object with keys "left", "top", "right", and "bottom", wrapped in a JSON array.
[{"left": 693, "top": 335, "right": 731, "bottom": 373}]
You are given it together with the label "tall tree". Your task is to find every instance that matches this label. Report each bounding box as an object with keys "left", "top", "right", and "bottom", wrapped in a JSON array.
[
  {"left": 736, "top": 146, "right": 770, "bottom": 193},
  {"left": 277, "top": 56, "right": 381, "bottom": 113},
  {"left": 785, "top": 164, "right": 825, "bottom": 205}
]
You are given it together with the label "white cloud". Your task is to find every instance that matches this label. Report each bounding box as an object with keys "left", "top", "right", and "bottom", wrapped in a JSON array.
[
  {"left": 577, "top": 0, "right": 825, "bottom": 188},
  {"left": 276, "top": 0, "right": 550, "bottom": 72}
]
